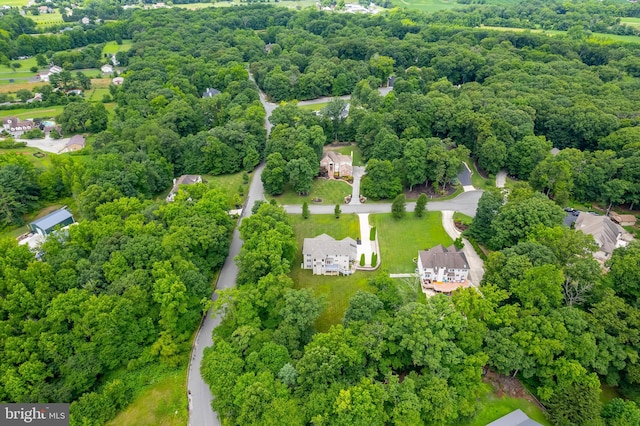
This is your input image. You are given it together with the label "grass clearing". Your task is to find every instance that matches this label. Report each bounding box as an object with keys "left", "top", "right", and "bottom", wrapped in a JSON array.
[
  {"left": 0, "top": 82, "right": 48, "bottom": 94},
  {"left": 453, "top": 211, "right": 473, "bottom": 226},
  {"left": 0, "top": 146, "right": 55, "bottom": 169},
  {"left": 463, "top": 383, "right": 550, "bottom": 426},
  {"left": 204, "top": 171, "right": 252, "bottom": 209},
  {"left": 467, "top": 159, "right": 493, "bottom": 190},
  {"left": 1, "top": 0, "right": 29, "bottom": 5},
  {"left": 102, "top": 40, "right": 133, "bottom": 55},
  {"left": 480, "top": 25, "right": 640, "bottom": 44},
  {"left": 269, "top": 178, "right": 353, "bottom": 205},
  {"left": 298, "top": 102, "right": 328, "bottom": 111},
  {"left": 329, "top": 144, "right": 364, "bottom": 166},
  {"left": 0, "top": 105, "right": 64, "bottom": 120},
  {"left": 88, "top": 88, "right": 111, "bottom": 102},
  {"left": 106, "top": 367, "right": 187, "bottom": 426},
  {"left": 391, "top": 0, "right": 462, "bottom": 12},
  {"left": 92, "top": 78, "right": 115, "bottom": 88},
  {"left": 370, "top": 211, "right": 452, "bottom": 273},
  {"left": 289, "top": 213, "right": 370, "bottom": 330}
]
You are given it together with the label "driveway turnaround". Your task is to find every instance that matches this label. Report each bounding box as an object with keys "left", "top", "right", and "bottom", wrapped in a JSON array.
[{"left": 440, "top": 210, "right": 484, "bottom": 287}]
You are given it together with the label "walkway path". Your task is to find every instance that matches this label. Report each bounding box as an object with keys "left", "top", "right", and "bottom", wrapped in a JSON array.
[
  {"left": 441, "top": 210, "right": 484, "bottom": 287},
  {"left": 496, "top": 170, "right": 507, "bottom": 189}
]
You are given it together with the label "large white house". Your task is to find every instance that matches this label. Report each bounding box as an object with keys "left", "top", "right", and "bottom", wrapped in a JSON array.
[
  {"left": 166, "top": 175, "right": 203, "bottom": 202},
  {"left": 417, "top": 245, "right": 470, "bottom": 295},
  {"left": 302, "top": 234, "right": 357, "bottom": 275}
]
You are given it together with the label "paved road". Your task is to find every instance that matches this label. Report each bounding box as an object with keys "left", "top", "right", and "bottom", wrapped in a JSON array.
[
  {"left": 458, "top": 162, "right": 472, "bottom": 187},
  {"left": 188, "top": 77, "right": 481, "bottom": 426}
]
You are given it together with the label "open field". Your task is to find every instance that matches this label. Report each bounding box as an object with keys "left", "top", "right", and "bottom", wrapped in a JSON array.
[
  {"left": 1, "top": 0, "right": 29, "bottom": 5},
  {"left": 269, "top": 178, "right": 353, "bottom": 205},
  {"left": 480, "top": 25, "right": 640, "bottom": 44},
  {"left": 92, "top": 78, "right": 114, "bottom": 88},
  {"left": 463, "top": 383, "right": 550, "bottom": 426},
  {"left": 102, "top": 40, "right": 133, "bottom": 55},
  {"left": 370, "top": 211, "right": 453, "bottom": 273},
  {"left": 0, "top": 81, "right": 47, "bottom": 94},
  {"left": 106, "top": 366, "right": 187, "bottom": 426},
  {"left": 88, "top": 88, "right": 111, "bottom": 102},
  {"left": 391, "top": 0, "right": 462, "bottom": 12},
  {"left": 298, "top": 102, "right": 328, "bottom": 111},
  {"left": 620, "top": 17, "right": 640, "bottom": 28},
  {"left": 0, "top": 105, "right": 64, "bottom": 120},
  {"left": 289, "top": 213, "right": 367, "bottom": 330},
  {"left": 30, "top": 12, "right": 65, "bottom": 28}
]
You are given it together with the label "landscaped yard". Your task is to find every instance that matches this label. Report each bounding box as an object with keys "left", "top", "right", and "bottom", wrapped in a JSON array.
[
  {"left": 370, "top": 211, "right": 453, "bottom": 273},
  {"left": 289, "top": 213, "right": 366, "bottom": 331},
  {"left": 0, "top": 146, "right": 55, "bottom": 169},
  {"left": 463, "top": 383, "right": 550, "bottom": 426},
  {"left": 269, "top": 178, "right": 353, "bottom": 205}
]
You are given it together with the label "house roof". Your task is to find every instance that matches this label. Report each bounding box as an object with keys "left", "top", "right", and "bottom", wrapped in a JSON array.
[
  {"left": 303, "top": 234, "right": 357, "bottom": 260},
  {"left": 66, "top": 134, "right": 85, "bottom": 147},
  {"left": 30, "top": 208, "right": 73, "bottom": 231},
  {"left": 2, "top": 116, "right": 18, "bottom": 126},
  {"left": 322, "top": 151, "right": 352, "bottom": 164},
  {"left": 101, "top": 64, "right": 113, "bottom": 70},
  {"left": 487, "top": 409, "right": 542, "bottom": 426},
  {"left": 610, "top": 213, "right": 637, "bottom": 224},
  {"left": 574, "top": 213, "right": 633, "bottom": 254},
  {"left": 203, "top": 88, "right": 221, "bottom": 98},
  {"left": 176, "top": 175, "right": 202, "bottom": 186},
  {"left": 419, "top": 245, "right": 469, "bottom": 269}
]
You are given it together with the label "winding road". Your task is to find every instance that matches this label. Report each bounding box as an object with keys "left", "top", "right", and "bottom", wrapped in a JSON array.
[{"left": 186, "top": 79, "right": 483, "bottom": 426}]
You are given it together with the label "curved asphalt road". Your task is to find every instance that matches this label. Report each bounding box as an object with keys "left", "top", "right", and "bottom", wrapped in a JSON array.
[{"left": 187, "top": 78, "right": 482, "bottom": 426}]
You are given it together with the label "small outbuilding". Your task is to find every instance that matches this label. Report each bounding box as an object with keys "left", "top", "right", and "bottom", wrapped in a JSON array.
[
  {"left": 202, "top": 88, "right": 221, "bottom": 98},
  {"left": 29, "top": 208, "right": 75, "bottom": 236},
  {"left": 66, "top": 134, "right": 85, "bottom": 151},
  {"left": 610, "top": 213, "right": 637, "bottom": 227},
  {"left": 487, "top": 409, "right": 542, "bottom": 426},
  {"left": 101, "top": 64, "right": 113, "bottom": 74}
]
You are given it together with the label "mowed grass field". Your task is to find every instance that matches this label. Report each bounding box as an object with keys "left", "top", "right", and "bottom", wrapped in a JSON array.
[
  {"left": 480, "top": 25, "right": 640, "bottom": 44},
  {"left": 370, "top": 211, "right": 453, "bottom": 273},
  {"left": 30, "top": 12, "right": 65, "bottom": 28},
  {"left": 269, "top": 178, "right": 353, "bottom": 205},
  {"left": 391, "top": 0, "right": 462, "bottom": 12},
  {"left": 0, "top": 105, "right": 64, "bottom": 120},
  {"left": 102, "top": 40, "right": 133, "bottom": 55},
  {"left": 289, "top": 213, "right": 372, "bottom": 331}
]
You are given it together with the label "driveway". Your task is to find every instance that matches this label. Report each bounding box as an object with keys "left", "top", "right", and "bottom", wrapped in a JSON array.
[
  {"left": 458, "top": 162, "right": 474, "bottom": 192},
  {"left": 441, "top": 210, "right": 484, "bottom": 287},
  {"left": 350, "top": 166, "right": 365, "bottom": 204},
  {"left": 18, "top": 137, "right": 70, "bottom": 154},
  {"left": 496, "top": 170, "right": 507, "bottom": 189}
]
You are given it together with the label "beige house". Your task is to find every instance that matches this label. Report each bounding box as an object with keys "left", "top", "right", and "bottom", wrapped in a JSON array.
[
  {"left": 166, "top": 175, "right": 203, "bottom": 202},
  {"left": 417, "top": 245, "right": 470, "bottom": 295},
  {"left": 302, "top": 234, "right": 357, "bottom": 275},
  {"left": 65, "top": 135, "right": 85, "bottom": 151},
  {"left": 320, "top": 151, "right": 352, "bottom": 178},
  {"left": 574, "top": 212, "right": 634, "bottom": 261}
]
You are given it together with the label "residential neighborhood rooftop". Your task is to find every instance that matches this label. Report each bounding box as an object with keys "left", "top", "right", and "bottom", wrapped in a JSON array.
[
  {"left": 486, "top": 409, "right": 542, "bottom": 426},
  {"left": 30, "top": 208, "right": 74, "bottom": 233},
  {"left": 302, "top": 234, "right": 357, "bottom": 261},
  {"left": 418, "top": 244, "right": 469, "bottom": 270}
]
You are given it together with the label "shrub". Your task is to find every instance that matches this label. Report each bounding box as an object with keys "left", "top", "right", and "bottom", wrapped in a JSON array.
[
  {"left": 360, "top": 253, "right": 365, "bottom": 266},
  {"left": 21, "top": 128, "right": 45, "bottom": 139},
  {"left": 369, "top": 226, "right": 376, "bottom": 241},
  {"left": 242, "top": 172, "right": 249, "bottom": 183},
  {"left": 334, "top": 204, "right": 341, "bottom": 219},
  {"left": 0, "top": 140, "right": 26, "bottom": 149},
  {"left": 50, "top": 129, "right": 62, "bottom": 139},
  {"left": 302, "top": 201, "right": 310, "bottom": 219},
  {"left": 371, "top": 252, "right": 377, "bottom": 267},
  {"left": 454, "top": 237, "right": 464, "bottom": 250}
]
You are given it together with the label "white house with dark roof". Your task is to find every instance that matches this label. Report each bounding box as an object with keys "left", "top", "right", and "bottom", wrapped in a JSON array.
[
  {"left": 166, "top": 174, "right": 203, "bottom": 202},
  {"left": 302, "top": 234, "right": 357, "bottom": 275},
  {"left": 574, "top": 212, "right": 634, "bottom": 261},
  {"left": 417, "top": 245, "right": 470, "bottom": 295}
]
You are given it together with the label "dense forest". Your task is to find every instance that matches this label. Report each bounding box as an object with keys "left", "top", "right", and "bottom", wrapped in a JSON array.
[{"left": 2, "top": 1, "right": 640, "bottom": 424}]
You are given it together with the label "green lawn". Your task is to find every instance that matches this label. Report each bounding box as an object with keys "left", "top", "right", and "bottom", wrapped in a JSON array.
[
  {"left": 391, "top": 0, "right": 463, "bottom": 12},
  {"left": 1, "top": 0, "right": 29, "bottom": 5},
  {"left": 106, "top": 367, "right": 187, "bottom": 426},
  {"left": 289, "top": 213, "right": 368, "bottom": 331},
  {"left": 468, "top": 159, "right": 494, "bottom": 190},
  {"left": 298, "top": 102, "right": 328, "bottom": 111},
  {"left": 204, "top": 171, "right": 252, "bottom": 209},
  {"left": 269, "top": 178, "right": 353, "bottom": 205},
  {"left": 102, "top": 40, "right": 133, "bottom": 55},
  {"left": 370, "top": 211, "right": 453, "bottom": 273},
  {"left": 0, "top": 105, "right": 64, "bottom": 120},
  {"left": 453, "top": 211, "right": 473, "bottom": 226},
  {"left": 0, "top": 146, "right": 54, "bottom": 169},
  {"left": 331, "top": 144, "right": 364, "bottom": 166},
  {"left": 463, "top": 383, "right": 550, "bottom": 426},
  {"left": 88, "top": 88, "right": 111, "bottom": 102}
]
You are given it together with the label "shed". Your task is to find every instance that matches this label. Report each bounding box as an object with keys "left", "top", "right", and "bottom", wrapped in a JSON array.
[
  {"left": 66, "top": 134, "right": 85, "bottom": 151},
  {"left": 29, "top": 208, "right": 75, "bottom": 236},
  {"left": 610, "top": 213, "right": 637, "bottom": 227}
]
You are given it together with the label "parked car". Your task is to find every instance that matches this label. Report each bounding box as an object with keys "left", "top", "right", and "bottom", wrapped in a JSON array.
[{"left": 564, "top": 207, "right": 574, "bottom": 212}]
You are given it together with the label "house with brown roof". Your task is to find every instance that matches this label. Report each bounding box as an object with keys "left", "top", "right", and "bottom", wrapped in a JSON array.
[
  {"left": 65, "top": 134, "right": 85, "bottom": 151},
  {"left": 166, "top": 175, "right": 203, "bottom": 202},
  {"left": 320, "top": 151, "right": 353, "bottom": 178},
  {"left": 417, "top": 245, "right": 470, "bottom": 295},
  {"left": 3, "top": 117, "right": 35, "bottom": 136},
  {"left": 574, "top": 212, "right": 634, "bottom": 261},
  {"left": 302, "top": 234, "right": 357, "bottom": 275},
  {"left": 610, "top": 213, "right": 637, "bottom": 227}
]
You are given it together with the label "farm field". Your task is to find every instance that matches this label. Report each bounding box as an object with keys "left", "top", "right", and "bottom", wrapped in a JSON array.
[
  {"left": 370, "top": 211, "right": 453, "bottom": 273},
  {"left": 30, "top": 12, "right": 65, "bottom": 28},
  {"left": 0, "top": 105, "right": 64, "bottom": 120}
]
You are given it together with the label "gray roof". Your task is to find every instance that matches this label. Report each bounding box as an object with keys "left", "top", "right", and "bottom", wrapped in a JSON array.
[
  {"left": 303, "top": 234, "right": 357, "bottom": 259},
  {"left": 419, "top": 245, "right": 468, "bottom": 269},
  {"left": 67, "top": 134, "right": 85, "bottom": 147},
  {"left": 30, "top": 208, "right": 73, "bottom": 231},
  {"left": 487, "top": 409, "right": 542, "bottom": 426},
  {"left": 574, "top": 212, "right": 632, "bottom": 255},
  {"left": 203, "top": 88, "right": 221, "bottom": 98},
  {"left": 322, "top": 151, "right": 352, "bottom": 165},
  {"left": 176, "top": 175, "right": 202, "bottom": 186}
]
